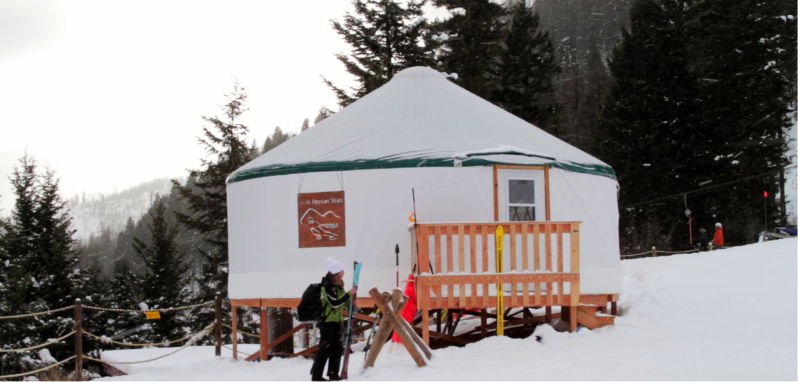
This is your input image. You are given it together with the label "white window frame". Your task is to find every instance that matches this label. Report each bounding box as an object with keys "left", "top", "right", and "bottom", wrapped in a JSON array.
[{"left": 506, "top": 177, "right": 537, "bottom": 221}]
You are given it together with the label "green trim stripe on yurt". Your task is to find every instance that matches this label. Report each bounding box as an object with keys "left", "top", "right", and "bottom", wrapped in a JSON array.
[{"left": 226, "top": 157, "right": 616, "bottom": 184}]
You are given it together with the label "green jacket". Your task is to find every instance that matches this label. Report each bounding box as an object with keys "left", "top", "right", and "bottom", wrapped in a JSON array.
[{"left": 320, "top": 277, "right": 352, "bottom": 323}]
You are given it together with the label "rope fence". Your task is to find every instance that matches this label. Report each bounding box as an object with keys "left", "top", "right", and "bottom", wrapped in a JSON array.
[
  {"left": 222, "top": 323, "right": 261, "bottom": 339},
  {"left": 0, "top": 305, "right": 75, "bottom": 320},
  {"left": 221, "top": 344, "right": 253, "bottom": 358},
  {"left": 83, "top": 323, "right": 213, "bottom": 366},
  {"left": 84, "top": 330, "right": 200, "bottom": 348},
  {"left": 0, "top": 299, "right": 219, "bottom": 380},
  {"left": 0, "top": 331, "right": 75, "bottom": 353},
  {"left": 621, "top": 247, "right": 701, "bottom": 259},
  {"left": 0, "top": 355, "right": 76, "bottom": 380},
  {"left": 83, "top": 301, "right": 214, "bottom": 313},
  {"left": 0, "top": 294, "right": 324, "bottom": 379}
]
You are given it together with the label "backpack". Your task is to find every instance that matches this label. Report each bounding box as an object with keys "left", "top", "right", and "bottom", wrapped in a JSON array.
[{"left": 297, "top": 283, "right": 325, "bottom": 322}]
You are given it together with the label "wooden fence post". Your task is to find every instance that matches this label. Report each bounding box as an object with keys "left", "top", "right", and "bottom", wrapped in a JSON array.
[
  {"left": 75, "top": 298, "right": 83, "bottom": 381},
  {"left": 652, "top": 247, "right": 657, "bottom": 257},
  {"left": 215, "top": 292, "right": 222, "bottom": 357}
]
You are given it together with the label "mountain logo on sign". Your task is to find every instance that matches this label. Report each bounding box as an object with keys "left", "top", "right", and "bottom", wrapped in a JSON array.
[{"left": 300, "top": 208, "right": 342, "bottom": 241}]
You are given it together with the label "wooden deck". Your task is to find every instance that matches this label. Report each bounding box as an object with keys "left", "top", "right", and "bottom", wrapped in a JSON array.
[
  {"left": 412, "top": 221, "right": 594, "bottom": 345},
  {"left": 228, "top": 220, "right": 619, "bottom": 358}
]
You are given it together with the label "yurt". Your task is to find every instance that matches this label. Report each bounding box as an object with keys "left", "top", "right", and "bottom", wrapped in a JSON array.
[{"left": 226, "top": 66, "right": 621, "bottom": 347}]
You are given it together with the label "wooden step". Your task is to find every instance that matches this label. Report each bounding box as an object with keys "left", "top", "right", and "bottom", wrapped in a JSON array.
[{"left": 577, "top": 305, "right": 615, "bottom": 329}]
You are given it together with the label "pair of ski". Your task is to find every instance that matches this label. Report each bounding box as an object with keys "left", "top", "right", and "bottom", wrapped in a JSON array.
[
  {"left": 340, "top": 261, "right": 391, "bottom": 379},
  {"left": 341, "top": 261, "right": 390, "bottom": 379},
  {"left": 340, "top": 261, "right": 362, "bottom": 380}
]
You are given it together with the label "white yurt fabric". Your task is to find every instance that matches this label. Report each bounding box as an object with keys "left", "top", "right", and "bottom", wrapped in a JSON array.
[
  {"left": 226, "top": 67, "right": 622, "bottom": 300},
  {"left": 227, "top": 67, "right": 613, "bottom": 184}
]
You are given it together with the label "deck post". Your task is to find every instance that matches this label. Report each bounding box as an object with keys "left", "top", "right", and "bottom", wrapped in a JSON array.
[
  {"left": 232, "top": 306, "right": 238, "bottom": 360},
  {"left": 481, "top": 309, "right": 487, "bottom": 339},
  {"left": 568, "top": 306, "right": 578, "bottom": 332},
  {"left": 260, "top": 305, "right": 268, "bottom": 361},
  {"left": 215, "top": 293, "right": 222, "bottom": 356},
  {"left": 422, "top": 309, "right": 430, "bottom": 346}
]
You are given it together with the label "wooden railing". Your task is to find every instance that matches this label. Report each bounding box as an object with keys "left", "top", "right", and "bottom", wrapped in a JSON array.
[{"left": 412, "top": 221, "right": 582, "bottom": 341}]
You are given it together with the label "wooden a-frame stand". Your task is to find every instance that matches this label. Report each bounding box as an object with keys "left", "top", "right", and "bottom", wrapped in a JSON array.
[{"left": 362, "top": 287, "right": 433, "bottom": 372}]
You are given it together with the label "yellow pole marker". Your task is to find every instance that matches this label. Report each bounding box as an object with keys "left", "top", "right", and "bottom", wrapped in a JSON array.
[{"left": 495, "top": 225, "right": 504, "bottom": 336}]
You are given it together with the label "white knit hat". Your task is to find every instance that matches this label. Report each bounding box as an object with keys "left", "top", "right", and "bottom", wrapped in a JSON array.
[
  {"left": 715, "top": 222, "right": 722, "bottom": 228},
  {"left": 327, "top": 257, "right": 344, "bottom": 274}
]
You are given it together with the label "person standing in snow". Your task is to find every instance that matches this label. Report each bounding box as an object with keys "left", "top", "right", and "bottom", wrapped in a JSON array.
[
  {"left": 698, "top": 228, "right": 709, "bottom": 251},
  {"left": 713, "top": 223, "right": 725, "bottom": 248},
  {"left": 310, "top": 258, "right": 355, "bottom": 381}
]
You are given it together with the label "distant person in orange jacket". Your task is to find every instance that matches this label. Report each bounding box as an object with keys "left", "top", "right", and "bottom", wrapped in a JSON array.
[{"left": 713, "top": 223, "right": 724, "bottom": 248}]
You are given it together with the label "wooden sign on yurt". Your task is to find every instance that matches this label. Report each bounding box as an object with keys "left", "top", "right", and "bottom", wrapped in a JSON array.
[{"left": 298, "top": 191, "right": 346, "bottom": 248}]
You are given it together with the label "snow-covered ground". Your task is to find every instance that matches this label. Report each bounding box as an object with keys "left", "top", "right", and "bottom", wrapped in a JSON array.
[{"left": 99, "top": 238, "right": 797, "bottom": 380}]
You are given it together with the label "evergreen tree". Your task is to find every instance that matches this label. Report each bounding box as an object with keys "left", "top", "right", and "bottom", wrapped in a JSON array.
[
  {"left": 103, "top": 260, "right": 146, "bottom": 344},
  {"left": 133, "top": 198, "right": 190, "bottom": 342},
  {"left": 685, "top": 0, "right": 795, "bottom": 242},
  {"left": 167, "top": 176, "right": 207, "bottom": 281},
  {"left": 576, "top": 34, "right": 609, "bottom": 150},
  {"left": 0, "top": 200, "right": 40, "bottom": 375},
  {"left": 493, "top": 2, "right": 561, "bottom": 134},
  {"left": 172, "top": 82, "right": 252, "bottom": 340},
  {"left": 261, "top": 126, "right": 295, "bottom": 154},
  {"left": 324, "top": 0, "right": 433, "bottom": 107},
  {"left": 34, "top": 168, "right": 81, "bottom": 308},
  {"left": 314, "top": 107, "right": 334, "bottom": 124},
  {"left": 431, "top": 0, "right": 507, "bottom": 100},
  {"left": 248, "top": 139, "right": 260, "bottom": 161},
  {"left": 301, "top": 118, "right": 310, "bottom": 132},
  {"left": 0, "top": 156, "right": 80, "bottom": 370},
  {"left": 73, "top": 260, "right": 110, "bottom": 355},
  {"left": 114, "top": 217, "right": 138, "bottom": 269},
  {"left": 596, "top": 0, "right": 702, "bottom": 252}
]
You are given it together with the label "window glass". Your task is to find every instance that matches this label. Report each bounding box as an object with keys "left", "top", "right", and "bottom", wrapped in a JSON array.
[
  {"left": 508, "top": 179, "right": 535, "bottom": 204},
  {"left": 510, "top": 206, "right": 536, "bottom": 221}
]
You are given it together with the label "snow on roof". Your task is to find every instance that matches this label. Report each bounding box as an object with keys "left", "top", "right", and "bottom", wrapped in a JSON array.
[{"left": 228, "top": 66, "right": 614, "bottom": 184}]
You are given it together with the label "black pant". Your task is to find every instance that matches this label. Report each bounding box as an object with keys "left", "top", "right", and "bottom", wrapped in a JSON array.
[{"left": 311, "top": 322, "right": 343, "bottom": 377}]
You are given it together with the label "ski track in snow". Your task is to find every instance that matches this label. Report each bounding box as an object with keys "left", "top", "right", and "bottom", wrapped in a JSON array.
[{"left": 99, "top": 238, "right": 797, "bottom": 380}]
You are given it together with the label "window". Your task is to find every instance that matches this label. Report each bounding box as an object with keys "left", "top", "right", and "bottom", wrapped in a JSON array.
[{"left": 508, "top": 178, "right": 536, "bottom": 221}]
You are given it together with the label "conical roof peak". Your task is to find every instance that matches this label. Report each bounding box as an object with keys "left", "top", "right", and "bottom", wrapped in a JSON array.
[
  {"left": 391, "top": 66, "right": 446, "bottom": 80},
  {"left": 228, "top": 67, "right": 614, "bottom": 184}
]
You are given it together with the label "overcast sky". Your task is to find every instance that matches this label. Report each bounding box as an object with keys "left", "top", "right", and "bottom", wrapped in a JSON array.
[
  {"left": 0, "top": 0, "right": 442, "bottom": 214},
  {"left": 1, "top": 1, "right": 795, "bottom": 220}
]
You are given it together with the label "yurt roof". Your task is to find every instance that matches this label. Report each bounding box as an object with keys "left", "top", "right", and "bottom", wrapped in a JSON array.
[{"left": 227, "top": 67, "right": 615, "bottom": 184}]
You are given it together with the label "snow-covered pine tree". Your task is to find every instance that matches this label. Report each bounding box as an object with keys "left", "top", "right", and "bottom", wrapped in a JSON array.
[
  {"left": 0, "top": 197, "right": 43, "bottom": 376},
  {"left": 261, "top": 126, "right": 295, "bottom": 154},
  {"left": 685, "top": 0, "right": 795, "bottom": 242},
  {"left": 596, "top": 0, "right": 702, "bottom": 252},
  {"left": 493, "top": 2, "right": 561, "bottom": 135},
  {"left": 301, "top": 118, "right": 310, "bottom": 132},
  {"left": 324, "top": 0, "right": 433, "bottom": 107},
  {"left": 114, "top": 217, "right": 139, "bottom": 273},
  {"left": 248, "top": 139, "right": 260, "bottom": 161},
  {"left": 431, "top": 0, "right": 506, "bottom": 100},
  {"left": 73, "top": 259, "right": 110, "bottom": 355},
  {"left": 171, "top": 82, "right": 252, "bottom": 343},
  {"left": 578, "top": 34, "right": 609, "bottom": 151},
  {"left": 0, "top": 156, "right": 81, "bottom": 372},
  {"left": 133, "top": 197, "right": 190, "bottom": 343},
  {"left": 28, "top": 166, "right": 82, "bottom": 363},
  {"left": 103, "top": 259, "right": 147, "bottom": 346}
]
